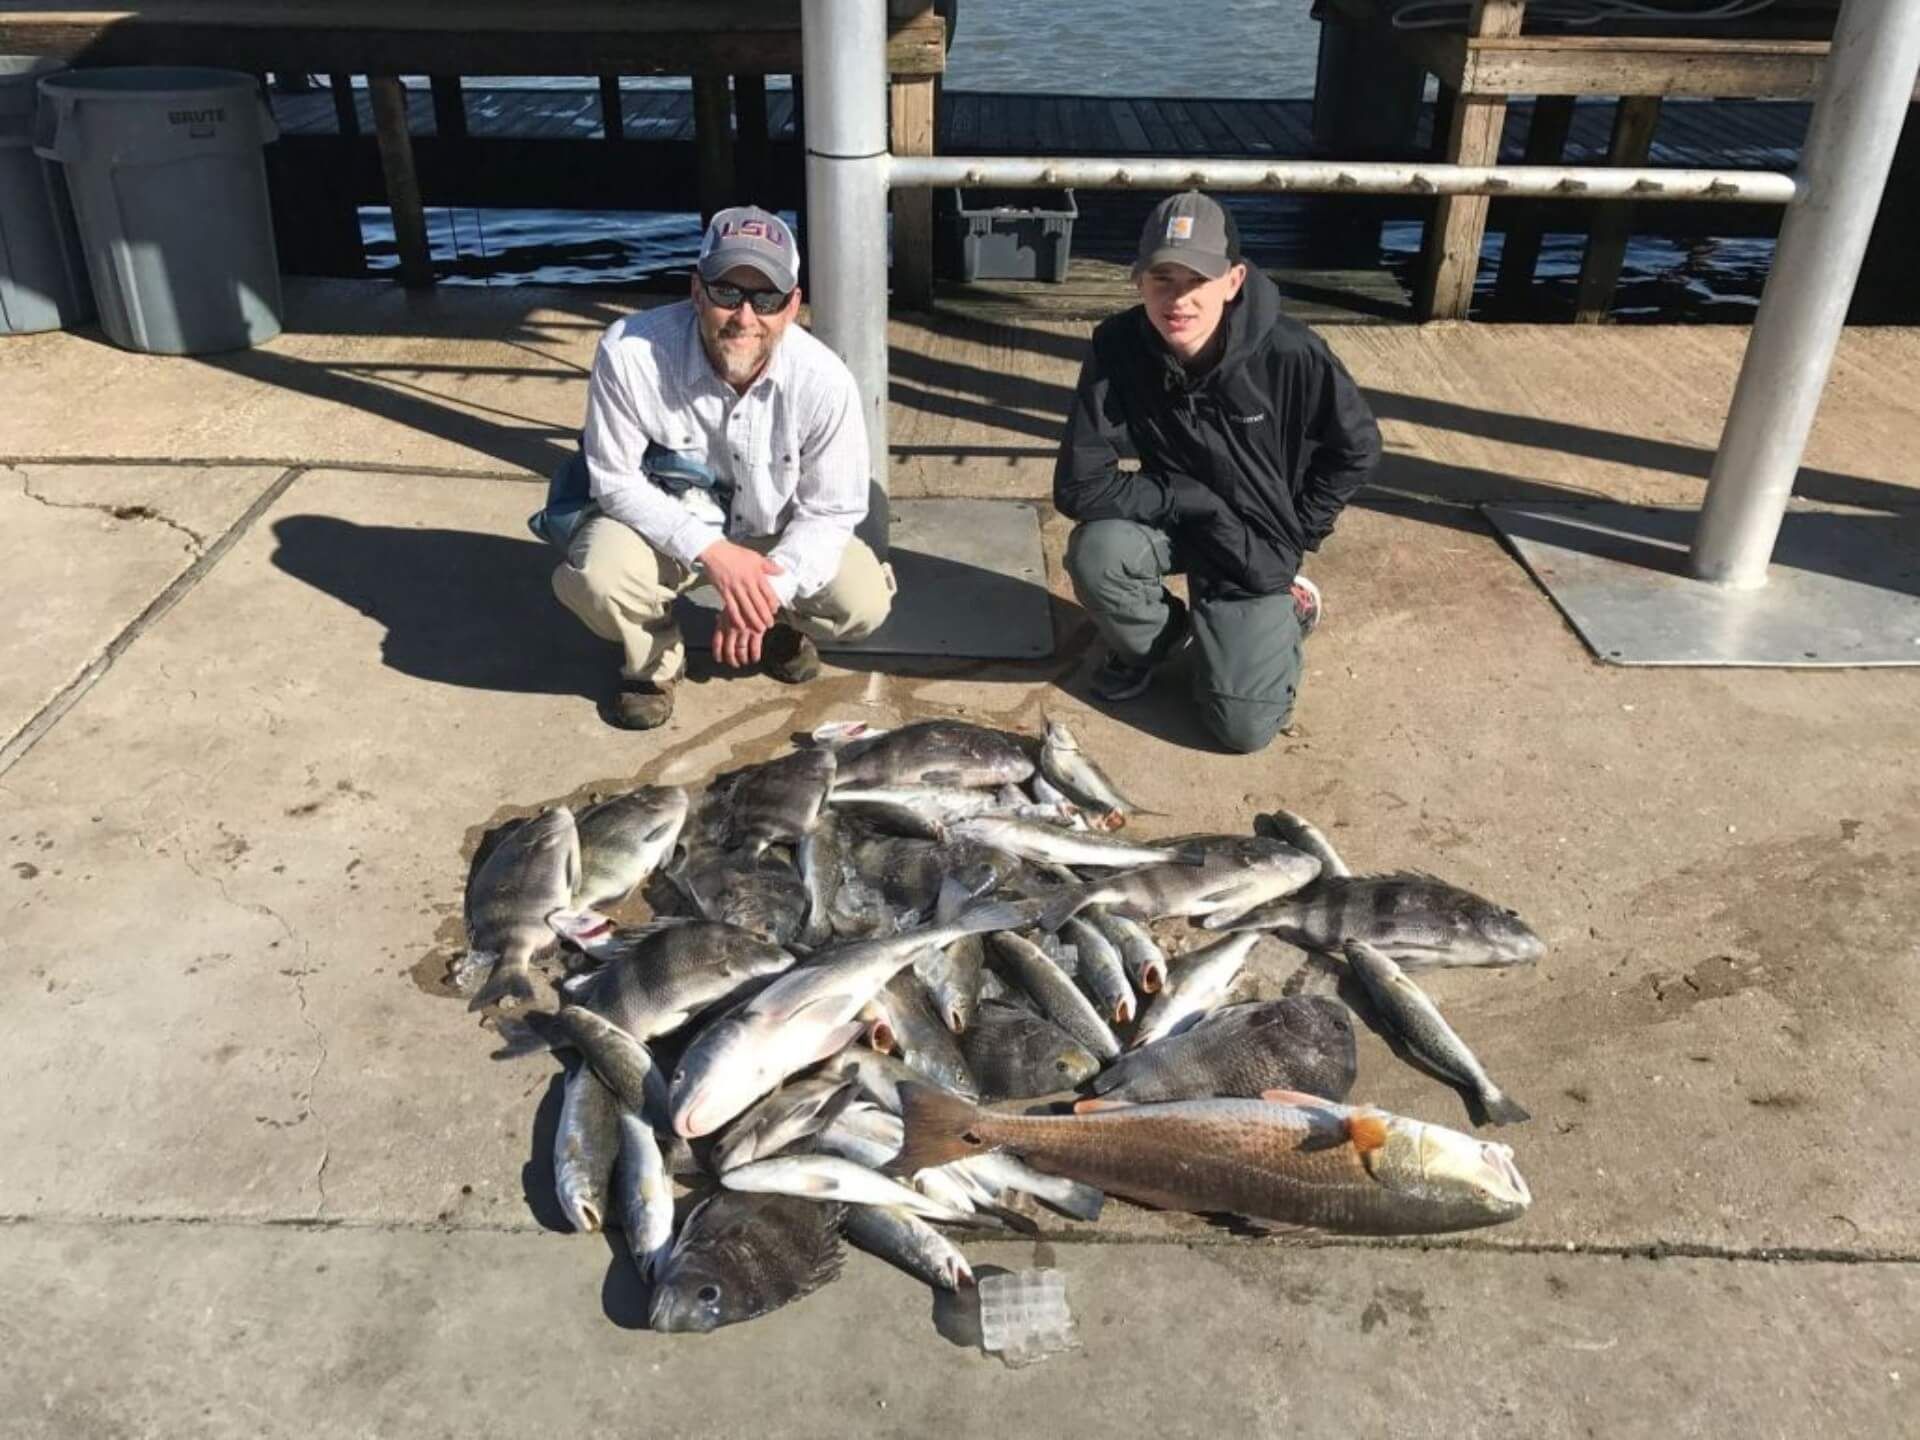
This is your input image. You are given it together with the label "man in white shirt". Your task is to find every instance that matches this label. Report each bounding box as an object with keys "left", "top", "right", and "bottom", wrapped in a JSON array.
[{"left": 551, "top": 206, "right": 894, "bottom": 729}]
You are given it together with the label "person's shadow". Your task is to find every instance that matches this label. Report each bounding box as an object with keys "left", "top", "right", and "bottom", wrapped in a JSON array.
[{"left": 269, "top": 514, "right": 608, "bottom": 696}]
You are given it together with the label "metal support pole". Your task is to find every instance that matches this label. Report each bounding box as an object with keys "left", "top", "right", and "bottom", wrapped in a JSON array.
[
  {"left": 802, "top": 0, "right": 892, "bottom": 556},
  {"left": 1689, "top": 0, "right": 1920, "bottom": 588}
]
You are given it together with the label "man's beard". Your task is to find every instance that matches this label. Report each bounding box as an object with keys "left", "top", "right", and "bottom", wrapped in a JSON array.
[{"left": 708, "top": 325, "right": 773, "bottom": 386}]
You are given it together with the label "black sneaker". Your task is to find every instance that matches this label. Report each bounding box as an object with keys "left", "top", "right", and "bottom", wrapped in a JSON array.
[
  {"left": 1289, "top": 574, "right": 1322, "bottom": 639},
  {"left": 1090, "top": 595, "right": 1190, "bottom": 702}
]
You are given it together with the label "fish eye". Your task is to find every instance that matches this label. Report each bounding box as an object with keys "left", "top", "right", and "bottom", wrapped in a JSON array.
[
  {"left": 672, "top": 1067, "right": 687, "bottom": 1085},
  {"left": 1055, "top": 1059, "right": 1073, "bottom": 1073},
  {"left": 697, "top": 1284, "right": 721, "bottom": 1303}
]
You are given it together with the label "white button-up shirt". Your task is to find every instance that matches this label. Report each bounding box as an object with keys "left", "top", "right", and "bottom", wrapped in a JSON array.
[{"left": 580, "top": 300, "right": 870, "bottom": 607}]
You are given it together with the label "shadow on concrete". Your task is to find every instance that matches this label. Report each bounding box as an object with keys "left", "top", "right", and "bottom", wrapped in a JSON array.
[
  {"left": 195, "top": 343, "right": 575, "bottom": 476},
  {"left": 267, "top": 516, "right": 608, "bottom": 697},
  {"left": 521, "top": 1066, "right": 573, "bottom": 1234}
]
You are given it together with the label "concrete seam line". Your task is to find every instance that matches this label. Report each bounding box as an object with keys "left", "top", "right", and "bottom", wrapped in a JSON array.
[
  {"left": 0, "top": 465, "right": 309, "bottom": 780},
  {"left": 0, "top": 1211, "right": 1912, "bottom": 1266},
  {"left": 0, "top": 455, "right": 545, "bottom": 484}
]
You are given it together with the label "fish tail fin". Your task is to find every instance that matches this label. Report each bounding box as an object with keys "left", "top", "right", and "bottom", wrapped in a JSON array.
[
  {"left": 1481, "top": 1089, "right": 1531, "bottom": 1127},
  {"left": 934, "top": 875, "right": 971, "bottom": 926},
  {"left": 464, "top": 953, "right": 536, "bottom": 1011},
  {"left": 1035, "top": 886, "right": 1095, "bottom": 935},
  {"left": 488, "top": 1010, "right": 562, "bottom": 1059},
  {"left": 954, "top": 896, "right": 1043, "bottom": 936},
  {"left": 1046, "top": 1179, "right": 1105, "bottom": 1223},
  {"left": 894, "top": 1083, "right": 990, "bottom": 1175}
]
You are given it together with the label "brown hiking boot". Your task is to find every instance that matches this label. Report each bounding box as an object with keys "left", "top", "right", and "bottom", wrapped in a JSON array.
[
  {"left": 763, "top": 624, "right": 821, "bottom": 685},
  {"left": 610, "top": 678, "right": 674, "bottom": 730}
]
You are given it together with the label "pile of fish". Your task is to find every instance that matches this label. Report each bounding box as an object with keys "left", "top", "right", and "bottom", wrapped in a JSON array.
[{"left": 457, "top": 718, "right": 1545, "bottom": 1334}]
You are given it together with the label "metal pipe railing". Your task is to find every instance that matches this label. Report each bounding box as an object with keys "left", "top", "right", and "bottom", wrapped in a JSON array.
[{"left": 886, "top": 156, "right": 1800, "bottom": 205}]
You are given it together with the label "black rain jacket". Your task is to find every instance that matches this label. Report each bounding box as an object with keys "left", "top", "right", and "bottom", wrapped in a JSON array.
[{"left": 1053, "top": 268, "right": 1382, "bottom": 600}]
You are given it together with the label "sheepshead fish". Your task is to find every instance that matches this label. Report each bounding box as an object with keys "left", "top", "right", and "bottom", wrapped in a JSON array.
[
  {"left": 896, "top": 1086, "right": 1531, "bottom": 1236},
  {"left": 648, "top": 1191, "right": 845, "bottom": 1333},
  {"left": 1085, "top": 998, "right": 1358, "bottom": 1105},
  {"left": 460, "top": 808, "right": 579, "bottom": 1011},
  {"left": 1344, "top": 940, "right": 1529, "bottom": 1125},
  {"left": 573, "top": 786, "right": 689, "bottom": 910},
  {"left": 1209, "top": 872, "right": 1544, "bottom": 968},
  {"left": 832, "top": 719, "right": 1035, "bottom": 790},
  {"left": 550, "top": 913, "right": 796, "bottom": 1040},
  {"left": 669, "top": 848, "right": 811, "bottom": 946},
  {"left": 725, "top": 748, "right": 836, "bottom": 856}
]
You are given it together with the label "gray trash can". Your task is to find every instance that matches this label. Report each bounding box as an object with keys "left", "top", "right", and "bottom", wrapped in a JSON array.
[
  {"left": 0, "top": 55, "right": 93, "bottom": 334},
  {"left": 33, "top": 66, "right": 282, "bottom": 354}
]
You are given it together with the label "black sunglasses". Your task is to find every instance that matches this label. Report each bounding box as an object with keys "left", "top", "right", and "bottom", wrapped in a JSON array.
[{"left": 701, "top": 278, "right": 792, "bottom": 316}]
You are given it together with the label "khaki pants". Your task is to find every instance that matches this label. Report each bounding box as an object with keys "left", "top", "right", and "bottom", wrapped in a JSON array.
[{"left": 551, "top": 514, "right": 895, "bottom": 682}]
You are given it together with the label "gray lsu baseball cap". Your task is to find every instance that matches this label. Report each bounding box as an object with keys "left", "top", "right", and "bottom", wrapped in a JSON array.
[
  {"left": 698, "top": 206, "right": 800, "bottom": 292},
  {"left": 1134, "top": 190, "right": 1242, "bottom": 279}
]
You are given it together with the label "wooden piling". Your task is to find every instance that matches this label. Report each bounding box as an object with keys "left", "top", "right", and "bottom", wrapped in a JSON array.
[
  {"left": 368, "top": 75, "right": 434, "bottom": 289},
  {"left": 1493, "top": 94, "right": 1575, "bottom": 312},
  {"left": 734, "top": 73, "right": 769, "bottom": 193},
  {"left": 599, "top": 75, "right": 623, "bottom": 141},
  {"left": 1575, "top": 95, "right": 1662, "bottom": 324},
  {"left": 428, "top": 75, "right": 467, "bottom": 141},
  {"left": 692, "top": 74, "right": 737, "bottom": 222},
  {"left": 328, "top": 72, "right": 358, "bottom": 137}
]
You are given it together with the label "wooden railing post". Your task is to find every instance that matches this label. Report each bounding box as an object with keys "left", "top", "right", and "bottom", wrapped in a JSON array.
[
  {"left": 890, "top": 74, "right": 936, "bottom": 309},
  {"left": 1416, "top": 0, "right": 1525, "bottom": 321}
]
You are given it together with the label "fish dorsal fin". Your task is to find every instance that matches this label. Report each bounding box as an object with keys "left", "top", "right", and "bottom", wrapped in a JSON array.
[
  {"left": 1260, "top": 1088, "right": 1327, "bottom": 1107},
  {"left": 1071, "top": 1097, "right": 1134, "bottom": 1114}
]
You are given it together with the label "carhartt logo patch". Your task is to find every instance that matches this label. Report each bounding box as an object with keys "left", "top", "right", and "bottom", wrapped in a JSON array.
[{"left": 1167, "top": 215, "right": 1195, "bottom": 241}]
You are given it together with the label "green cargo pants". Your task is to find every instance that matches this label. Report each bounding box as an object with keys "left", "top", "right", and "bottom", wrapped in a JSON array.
[{"left": 1064, "top": 518, "right": 1303, "bottom": 754}]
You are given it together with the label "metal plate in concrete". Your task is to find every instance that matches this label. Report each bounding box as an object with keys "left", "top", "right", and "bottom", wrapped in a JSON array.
[
  {"left": 1484, "top": 502, "right": 1920, "bottom": 667},
  {"left": 677, "top": 497, "right": 1053, "bottom": 658}
]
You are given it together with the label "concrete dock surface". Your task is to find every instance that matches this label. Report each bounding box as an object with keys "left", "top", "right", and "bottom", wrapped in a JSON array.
[{"left": 3, "top": 282, "right": 1917, "bottom": 1437}]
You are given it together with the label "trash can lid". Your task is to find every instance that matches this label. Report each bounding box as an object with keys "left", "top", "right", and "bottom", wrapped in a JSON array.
[{"left": 35, "top": 65, "right": 261, "bottom": 104}]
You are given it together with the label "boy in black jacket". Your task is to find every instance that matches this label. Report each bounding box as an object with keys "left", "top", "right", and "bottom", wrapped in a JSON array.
[{"left": 1054, "top": 191, "right": 1381, "bottom": 753}]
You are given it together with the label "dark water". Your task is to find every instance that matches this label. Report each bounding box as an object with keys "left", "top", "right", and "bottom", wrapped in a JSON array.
[{"left": 349, "top": 3, "right": 1779, "bottom": 321}]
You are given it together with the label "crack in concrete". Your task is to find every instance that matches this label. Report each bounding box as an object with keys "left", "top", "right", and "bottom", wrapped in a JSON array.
[
  {"left": 11, "top": 464, "right": 209, "bottom": 551},
  {"left": 0, "top": 1209, "right": 1915, "bottom": 1267},
  {"left": 0, "top": 465, "right": 305, "bottom": 778},
  {"left": 178, "top": 850, "right": 332, "bottom": 1219}
]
